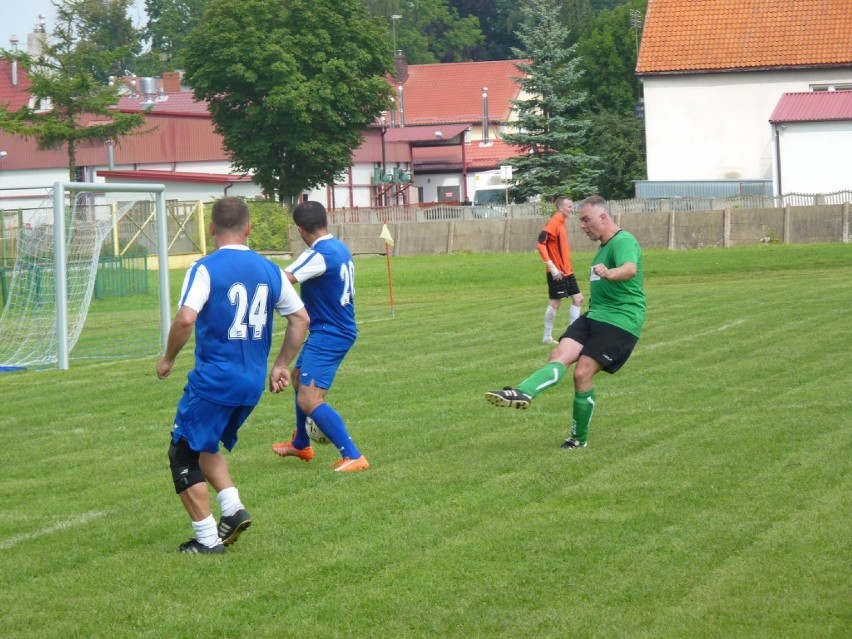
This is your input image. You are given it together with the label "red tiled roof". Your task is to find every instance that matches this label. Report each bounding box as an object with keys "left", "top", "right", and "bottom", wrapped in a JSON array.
[
  {"left": 0, "top": 59, "right": 32, "bottom": 109},
  {"left": 637, "top": 0, "right": 852, "bottom": 74},
  {"left": 396, "top": 60, "right": 523, "bottom": 125},
  {"left": 412, "top": 139, "right": 521, "bottom": 171},
  {"left": 118, "top": 92, "right": 210, "bottom": 117},
  {"left": 769, "top": 90, "right": 852, "bottom": 123}
]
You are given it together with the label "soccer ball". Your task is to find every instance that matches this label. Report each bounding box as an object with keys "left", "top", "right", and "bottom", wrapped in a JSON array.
[{"left": 305, "top": 416, "right": 330, "bottom": 445}]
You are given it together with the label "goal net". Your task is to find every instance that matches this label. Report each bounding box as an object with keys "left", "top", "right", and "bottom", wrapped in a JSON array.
[{"left": 0, "top": 182, "right": 169, "bottom": 369}]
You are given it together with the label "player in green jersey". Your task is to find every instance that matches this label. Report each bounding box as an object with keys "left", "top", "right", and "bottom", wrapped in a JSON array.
[{"left": 485, "top": 195, "right": 646, "bottom": 449}]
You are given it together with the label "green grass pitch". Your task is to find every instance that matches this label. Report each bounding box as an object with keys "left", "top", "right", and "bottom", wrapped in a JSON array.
[{"left": 0, "top": 243, "right": 850, "bottom": 638}]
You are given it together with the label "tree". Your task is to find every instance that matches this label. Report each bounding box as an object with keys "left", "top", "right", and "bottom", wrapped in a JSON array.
[
  {"left": 59, "top": 0, "right": 142, "bottom": 82},
  {"left": 0, "top": 4, "right": 146, "bottom": 181},
  {"left": 138, "top": 0, "right": 212, "bottom": 75},
  {"left": 576, "top": 0, "right": 647, "bottom": 198},
  {"left": 503, "top": 0, "right": 599, "bottom": 201},
  {"left": 362, "top": 0, "right": 484, "bottom": 64},
  {"left": 183, "top": 0, "right": 395, "bottom": 204},
  {"left": 450, "top": 0, "right": 522, "bottom": 60},
  {"left": 584, "top": 111, "right": 645, "bottom": 200},
  {"left": 575, "top": 0, "right": 645, "bottom": 114}
]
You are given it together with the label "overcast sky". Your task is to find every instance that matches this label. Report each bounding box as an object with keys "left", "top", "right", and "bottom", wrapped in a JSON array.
[{"left": 1, "top": 1, "right": 148, "bottom": 50}]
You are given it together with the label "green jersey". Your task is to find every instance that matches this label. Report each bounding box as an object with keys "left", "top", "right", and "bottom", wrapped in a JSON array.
[{"left": 587, "top": 230, "right": 646, "bottom": 338}]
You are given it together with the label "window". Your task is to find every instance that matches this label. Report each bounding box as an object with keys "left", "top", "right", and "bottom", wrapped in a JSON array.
[{"left": 810, "top": 84, "right": 852, "bottom": 92}]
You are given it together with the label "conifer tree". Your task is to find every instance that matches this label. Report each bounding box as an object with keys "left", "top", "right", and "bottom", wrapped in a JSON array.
[
  {"left": 503, "top": 0, "right": 599, "bottom": 201},
  {"left": 0, "top": 3, "right": 146, "bottom": 181}
]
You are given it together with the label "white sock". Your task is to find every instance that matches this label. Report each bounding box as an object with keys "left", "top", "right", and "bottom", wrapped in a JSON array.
[
  {"left": 569, "top": 304, "right": 581, "bottom": 324},
  {"left": 217, "top": 486, "right": 244, "bottom": 517},
  {"left": 192, "top": 515, "right": 220, "bottom": 547},
  {"left": 543, "top": 306, "right": 557, "bottom": 340}
]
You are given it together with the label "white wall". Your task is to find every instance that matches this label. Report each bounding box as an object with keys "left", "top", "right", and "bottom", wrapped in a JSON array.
[
  {"left": 775, "top": 121, "right": 852, "bottom": 194},
  {"left": 643, "top": 68, "right": 852, "bottom": 182}
]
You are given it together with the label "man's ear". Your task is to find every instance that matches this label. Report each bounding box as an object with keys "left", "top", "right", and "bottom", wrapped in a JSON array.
[
  {"left": 209, "top": 222, "right": 216, "bottom": 236},
  {"left": 245, "top": 222, "right": 251, "bottom": 237}
]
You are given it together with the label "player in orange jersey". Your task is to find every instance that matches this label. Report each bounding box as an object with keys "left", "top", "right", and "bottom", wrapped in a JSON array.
[{"left": 538, "top": 196, "right": 583, "bottom": 344}]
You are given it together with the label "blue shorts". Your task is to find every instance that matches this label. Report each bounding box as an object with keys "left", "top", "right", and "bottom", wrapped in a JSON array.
[
  {"left": 295, "top": 332, "right": 354, "bottom": 390},
  {"left": 171, "top": 387, "right": 254, "bottom": 453}
]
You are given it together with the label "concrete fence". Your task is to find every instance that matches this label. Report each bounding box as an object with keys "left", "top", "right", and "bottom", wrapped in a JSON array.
[{"left": 299, "top": 203, "right": 852, "bottom": 257}]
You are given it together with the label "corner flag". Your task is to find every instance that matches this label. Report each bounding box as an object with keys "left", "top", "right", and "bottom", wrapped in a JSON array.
[{"left": 380, "top": 223, "right": 395, "bottom": 317}]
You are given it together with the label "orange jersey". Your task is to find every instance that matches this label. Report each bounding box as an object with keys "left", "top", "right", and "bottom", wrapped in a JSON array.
[{"left": 537, "top": 213, "right": 573, "bottom": 275}]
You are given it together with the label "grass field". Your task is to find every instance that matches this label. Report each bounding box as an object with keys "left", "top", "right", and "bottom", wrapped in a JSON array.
[{"left": 1, "top": 243, "right": 850, "bottom": 638}]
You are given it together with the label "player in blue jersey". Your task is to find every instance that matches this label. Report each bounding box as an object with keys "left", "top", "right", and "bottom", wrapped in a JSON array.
[
  {"left": 157, "top": 197, "right": 309, "bottom": 554},
  {"left": 271, "top": 201, "right": 369, "bottom": 472}
]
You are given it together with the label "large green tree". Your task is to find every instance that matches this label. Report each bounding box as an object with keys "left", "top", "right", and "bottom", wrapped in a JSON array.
[
  {"left": 137, "top": 0, "right": 212, "bottom": 75},
  {"left": 363, "top": 0, "right": 483, "bottom": 63},
  {"left": 576, "top": 0, "right": 647, "bottom": 198},
  {"left": 59, "top": 0, "right": 142, "bottom": 82},
  {"left": 576, "top": 0, "right": 644, "bottom": 114},
  {"left": 585, "top": 111, "right": 644, "bottom": 200},
  {"left": 450, "top": 0, "right": 521, "bottom": 60},
  {"left": 183, "top": 0, "right": 394, "bottom": 203},
  {"left": 0, "top": 3, "right": 146, "bottom": 181},
  {"left": 503, "top": 0, "right": 599, "bottom": 201}
]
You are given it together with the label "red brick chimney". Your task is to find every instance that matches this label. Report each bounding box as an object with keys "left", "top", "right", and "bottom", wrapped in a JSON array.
[{"left": 162, "top": 71, "right": 182, "bottom": 94}]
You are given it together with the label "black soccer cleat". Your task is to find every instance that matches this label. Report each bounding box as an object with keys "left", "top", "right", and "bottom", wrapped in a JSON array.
[
  {"left": 485, "top": 387, "right": 532, "bottom": 410},
  {"left": 179, "top": 538, "right": 226, "bottom": 554},
  {"left": 217, "top": 508, "right": 252, "bottom": 546},
  {"left": 561, "top": 437, "right": 587, "bottom": 450}
]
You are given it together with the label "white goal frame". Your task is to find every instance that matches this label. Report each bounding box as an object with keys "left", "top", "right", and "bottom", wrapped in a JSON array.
[{"left": 52, "top": 181, "right": 170, "bottom": 370}]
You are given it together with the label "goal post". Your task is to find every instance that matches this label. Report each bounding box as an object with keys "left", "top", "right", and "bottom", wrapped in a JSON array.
[{"left": 49, "top": 181, "right": 169, "bottom": 370}]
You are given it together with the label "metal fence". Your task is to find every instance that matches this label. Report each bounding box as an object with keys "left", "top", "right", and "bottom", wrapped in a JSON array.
[{"left": 327, "top": 190, "right": 852, "bottom": 223}]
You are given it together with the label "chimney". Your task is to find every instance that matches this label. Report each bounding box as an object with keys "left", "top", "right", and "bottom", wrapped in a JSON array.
[
  {"left": 162, "top": 71, "right": 182, "bottom": 93},
  {"left": 140, "top": 77, "right": 158, "bottom": 107},
  {"left": 394, "top": 54, "right": 408, "bottom": 83},
  {"left": 481, "top": 87, "right": 490, "bottom": 145},
  {"left": 397, "top": 84, "right": 405, "bottom": 128},
  {"left": 9, "top": 35, "right": 19, "bottom": 86}
]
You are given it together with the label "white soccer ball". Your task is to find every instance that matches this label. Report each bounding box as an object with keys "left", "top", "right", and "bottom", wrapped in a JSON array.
[{"left": 305, "top": 416, "right": 330, "bottom": 445}]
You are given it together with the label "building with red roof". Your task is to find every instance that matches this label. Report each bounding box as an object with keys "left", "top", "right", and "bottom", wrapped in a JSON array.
[
  {"left": 636, "top": 0, "right": 852, "bottom": 197},
  {"left": 0, "top": 32, "right": 527, "bottom": 210}
]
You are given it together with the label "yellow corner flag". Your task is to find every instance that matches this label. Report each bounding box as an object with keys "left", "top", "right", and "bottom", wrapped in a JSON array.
[{"left": 380, "top": 223, "right": 395, "bottom": 246}]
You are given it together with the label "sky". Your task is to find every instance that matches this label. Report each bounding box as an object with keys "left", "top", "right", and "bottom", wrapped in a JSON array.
[{"left": 0, "top": 1, "right": 148, "bottom": 48}]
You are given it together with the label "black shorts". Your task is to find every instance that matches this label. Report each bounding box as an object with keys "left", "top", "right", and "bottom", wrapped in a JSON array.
[
  {"left": 546, "top": 272, "right": 581, "bottom": 300},
  {"left": 561, "top": 315, "right": 639, "bottom": 374}
]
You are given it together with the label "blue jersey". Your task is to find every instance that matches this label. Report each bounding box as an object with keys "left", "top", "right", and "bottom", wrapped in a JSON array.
[
  {"left": 179, "top": 245, "right": 304, "bottom": 406},
  {"left": 286, "top": 235, "right": 357, "bottom": 343}
]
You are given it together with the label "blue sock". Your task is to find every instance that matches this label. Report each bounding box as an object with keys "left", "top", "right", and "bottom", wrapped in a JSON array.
[
  {"left": 292, "top": 398, "right": 311, "bottom": 449},
  {"left": 310, "top": 403, "right": 361, "bottom": 459}
]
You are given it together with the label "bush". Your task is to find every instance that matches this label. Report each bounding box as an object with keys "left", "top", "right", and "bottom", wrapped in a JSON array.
[{"left": 203, "top": 199, "right": 291, "bottom": 253}]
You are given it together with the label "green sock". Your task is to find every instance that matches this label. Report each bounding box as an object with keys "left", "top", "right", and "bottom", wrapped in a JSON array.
[
  {"left": 571, "top": 388, "right": 596, "bottom": 444},
  {"left": 517, "top": 362, "right": 566, "bottom": 398}
]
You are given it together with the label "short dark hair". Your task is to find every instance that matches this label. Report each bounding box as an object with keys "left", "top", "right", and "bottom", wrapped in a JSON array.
[
  {"left": 211, "top": 197, "right": 249, "bottom": 231},
  {"left": 292, "top": 201, "right": 328, "bottom": 233},
  {"left": 579, "top": 195, "right": 610, "bottom": 214}
]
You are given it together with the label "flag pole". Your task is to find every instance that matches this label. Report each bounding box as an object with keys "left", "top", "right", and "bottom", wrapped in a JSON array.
[{"left": 380, "top": 222, "right": 395, "bottom": 318}]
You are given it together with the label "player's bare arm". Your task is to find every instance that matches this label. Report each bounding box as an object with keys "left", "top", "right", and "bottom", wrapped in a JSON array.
[
  {"left": 268, "top": 308, "right": 309, "bottom": 393},
  {"left": 157, "top": 306, "right": 198, "bottom": 379}
]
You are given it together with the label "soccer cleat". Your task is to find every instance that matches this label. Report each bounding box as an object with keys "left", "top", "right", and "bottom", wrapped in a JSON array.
[
  {"left": 485, "top": 387, "right": 532, "bottom": 409},
  {"left": 333, "top": 455, "right": 370, "bottom": 473},
  {"left": 272, "top": 438, "right": 315, "bottom": 461},
  {"left": 543, "top": 337, "right": 559, "bottom": 345},
  {"left": 179, "top": 538, "right": 225, "bottom": 554},
  {"left": 217, "top": 508, "right": 252, "bottom": 546},
  {"left": 561, "top": 437, "right": 587, "bottom": 449}
]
